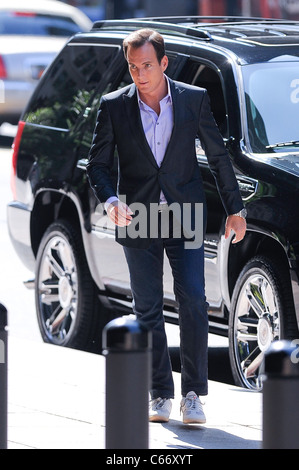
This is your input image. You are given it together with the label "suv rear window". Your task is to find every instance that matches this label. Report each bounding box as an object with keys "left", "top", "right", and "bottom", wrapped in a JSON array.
[
  {"left": 24, "top": 44, "right": 120, "bottom": 130},
  {"left": 0, "top": 12, "right": 81, "bottom": 37}
]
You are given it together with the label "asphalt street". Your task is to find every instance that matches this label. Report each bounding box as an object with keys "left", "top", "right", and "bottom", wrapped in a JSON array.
[{"left": 0, "top": 145, "right": 234, "bottom": 385}]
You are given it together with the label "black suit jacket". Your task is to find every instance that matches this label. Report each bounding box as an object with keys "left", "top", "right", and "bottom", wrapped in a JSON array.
[{"left": 87, "top": 78, "right": 244, "bottom": 247}]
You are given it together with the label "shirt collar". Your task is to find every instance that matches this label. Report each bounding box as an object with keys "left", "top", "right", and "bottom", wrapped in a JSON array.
[{"left": 137, "top": 74, "right": 172, "bottom": 109}]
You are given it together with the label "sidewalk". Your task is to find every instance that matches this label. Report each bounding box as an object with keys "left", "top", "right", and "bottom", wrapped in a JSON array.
[{"left": 6, "top": 335, "right": 262, "bottom": 450}]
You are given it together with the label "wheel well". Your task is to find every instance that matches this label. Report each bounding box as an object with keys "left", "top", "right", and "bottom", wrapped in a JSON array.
[
  {"left": 227, "top": 230, "right": 291, "bottom": 299},
  {"left": 31, "top": 191, "right": 81, "bottom": 257}
]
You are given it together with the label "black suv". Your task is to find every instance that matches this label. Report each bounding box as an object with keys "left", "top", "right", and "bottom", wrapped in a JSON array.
[{"left": 7, "top": 17, "right": 299, "bottom": 390}]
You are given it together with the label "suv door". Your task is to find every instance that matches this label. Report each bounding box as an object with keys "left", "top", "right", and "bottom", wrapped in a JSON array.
[{"left": 21, "top": 40, "right": 126, "bottom": 349}]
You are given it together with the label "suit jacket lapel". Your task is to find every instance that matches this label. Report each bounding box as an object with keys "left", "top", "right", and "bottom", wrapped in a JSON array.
[
  {"left": 161, "top": 78, "right": 185, "bottom": 166},
  {"left": 123, "top": 79, "right": 186, "bottom": 169},
  {"left": 123, "top": 84, "right": 159, "bottom": 169}
]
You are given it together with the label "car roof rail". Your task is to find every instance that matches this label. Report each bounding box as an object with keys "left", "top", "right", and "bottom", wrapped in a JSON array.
[
  {"left": 142, "top": 15, "right": 299, "bottom": 25},
  {"left": 92, "top": 18, "right": 213, "bottom": 41}
]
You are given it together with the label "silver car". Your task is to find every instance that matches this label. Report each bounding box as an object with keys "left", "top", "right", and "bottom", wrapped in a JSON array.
[{"left": 0, "top": 0, "right": 92, "bottom": 124}]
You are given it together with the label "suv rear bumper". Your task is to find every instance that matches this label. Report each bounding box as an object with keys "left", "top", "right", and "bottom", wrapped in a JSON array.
[{"left": 7, "top": 201, "right": 35, "bottom": 272}]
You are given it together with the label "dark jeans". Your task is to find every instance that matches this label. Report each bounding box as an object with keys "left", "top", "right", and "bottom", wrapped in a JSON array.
[{"left": 123, "top": 234, "right": 208, "bottom": 399}]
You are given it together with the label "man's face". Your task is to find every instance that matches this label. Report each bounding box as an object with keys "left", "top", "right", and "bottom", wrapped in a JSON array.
[{"left": 127, "top": 42, "right": 168, "bottom": 97}]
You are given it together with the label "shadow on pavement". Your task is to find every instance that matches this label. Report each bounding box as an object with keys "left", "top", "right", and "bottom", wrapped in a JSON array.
[{"left": 160, "top": 419, "right": 261, "bottom": 449}]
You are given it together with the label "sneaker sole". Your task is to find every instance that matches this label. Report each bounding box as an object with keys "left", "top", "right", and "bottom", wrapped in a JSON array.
[
  {"left": 149, "top": 415, "right": 170, "bottom": 423},
  {"left": 183, "top": 417, "right": 206, "bottom": 424}
]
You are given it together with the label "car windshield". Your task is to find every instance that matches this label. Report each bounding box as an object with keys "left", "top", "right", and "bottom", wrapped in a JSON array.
[
  {"left": 242, "top": 61, "right": 299, "bottom": 154},
  {"left": 0, "top": 11, "right": 82, "bottom": 37}
]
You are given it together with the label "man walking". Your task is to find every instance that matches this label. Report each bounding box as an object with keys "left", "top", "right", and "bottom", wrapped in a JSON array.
[{"left": 87, "top": 29, "right": 246, "bottom": 424}]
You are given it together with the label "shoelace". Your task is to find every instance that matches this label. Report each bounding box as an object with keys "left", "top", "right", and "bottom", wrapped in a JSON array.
[
  {"left": 187, "top": 396, "right": 197, "bottom": 409},
  {"left": 180, "top": 395, "right": 199, "bottom": 413},
  {"left": 150, "top": 398, "right": 168, "bottom": 410}
]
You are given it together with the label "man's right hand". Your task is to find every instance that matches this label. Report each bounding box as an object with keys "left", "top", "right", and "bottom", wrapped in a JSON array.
[{"left": 107, "top": 200, "right": 133, "bottom": 227}]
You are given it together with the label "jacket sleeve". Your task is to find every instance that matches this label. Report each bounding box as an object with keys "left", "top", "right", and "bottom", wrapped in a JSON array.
[
  {"left": 197, "top": 90, "right": 244, "bottom": 215},
  {"left": 86, "top": 97, "right": 117, "bottom": 204}
]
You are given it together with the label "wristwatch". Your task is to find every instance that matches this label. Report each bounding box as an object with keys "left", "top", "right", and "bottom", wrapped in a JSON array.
[{"left": 232, "top": 208, "right": 247, "bottom": 219}]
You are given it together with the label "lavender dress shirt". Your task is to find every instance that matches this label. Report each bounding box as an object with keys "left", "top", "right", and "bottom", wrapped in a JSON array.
[{"left": 106, "top": 76, "right": 174, "bottom": 209}]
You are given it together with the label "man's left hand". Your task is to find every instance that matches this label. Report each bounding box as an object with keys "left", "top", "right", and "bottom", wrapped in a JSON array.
[{"left": 225, "top": 215, "right": 246, "bottom": 244}]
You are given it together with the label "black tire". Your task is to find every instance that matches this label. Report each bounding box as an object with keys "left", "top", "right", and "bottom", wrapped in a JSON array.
[
  {"left": 228, "top": 255, "right": 298, "bottom": 390},
  {"left": 35, "top": 219, "right": 112, "bottom": 352}
]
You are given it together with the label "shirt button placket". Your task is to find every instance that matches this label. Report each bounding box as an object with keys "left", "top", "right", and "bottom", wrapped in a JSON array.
[{"left": 155, "top": 119, "right": 162, "bottom": 166}]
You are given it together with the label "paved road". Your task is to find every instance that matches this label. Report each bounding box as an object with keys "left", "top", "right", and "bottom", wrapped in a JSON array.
[{"left": 0, "top": 146, "right": 233, "bottom": 384}]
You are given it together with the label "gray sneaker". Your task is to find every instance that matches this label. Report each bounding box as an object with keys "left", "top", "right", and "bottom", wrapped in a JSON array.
[
  {"left": 149, "top": 397, "right": 172, "bottom": 422},
  {"left": 180, "top": 391, "right": 206, "bottom": 424}
]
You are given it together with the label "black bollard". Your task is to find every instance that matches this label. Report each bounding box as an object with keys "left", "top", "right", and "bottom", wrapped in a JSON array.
[
  {"left": 263, "top": 340, "right": 299, "bottom": 449},
  {"left": 0, "top": 304, "right": 8, "bottom": 450},
  {"left": 103, "top": 317, "right": 152, "bottom": 449}
]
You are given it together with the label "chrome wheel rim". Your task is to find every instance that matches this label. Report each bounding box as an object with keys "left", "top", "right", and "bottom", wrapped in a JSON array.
[
  {"left": 37, "top": 235, "right": 78, "bottom": 345},
  {"left": 233, "top": 273, "right": 281, "bottom": 390}
]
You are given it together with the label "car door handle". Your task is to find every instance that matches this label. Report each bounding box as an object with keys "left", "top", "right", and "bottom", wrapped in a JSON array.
[{"left": 236, "top": 176, "right": 258, "bottom": 200}]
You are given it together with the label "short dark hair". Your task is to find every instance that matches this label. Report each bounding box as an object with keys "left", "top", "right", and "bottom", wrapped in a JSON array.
[{"left": 123, "top": 28, "right": 166, "bottom": 64}]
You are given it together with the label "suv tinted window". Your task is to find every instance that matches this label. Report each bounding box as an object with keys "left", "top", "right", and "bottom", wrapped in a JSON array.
[
  {"left": 178, "top": 59, "right": 228, "bottom": 136},
  {"left": 24, "top": 44, "right": 119, "bottom": 130},
  {"left": 243, "top": 62, "right": 299, "bottom": 153}
]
